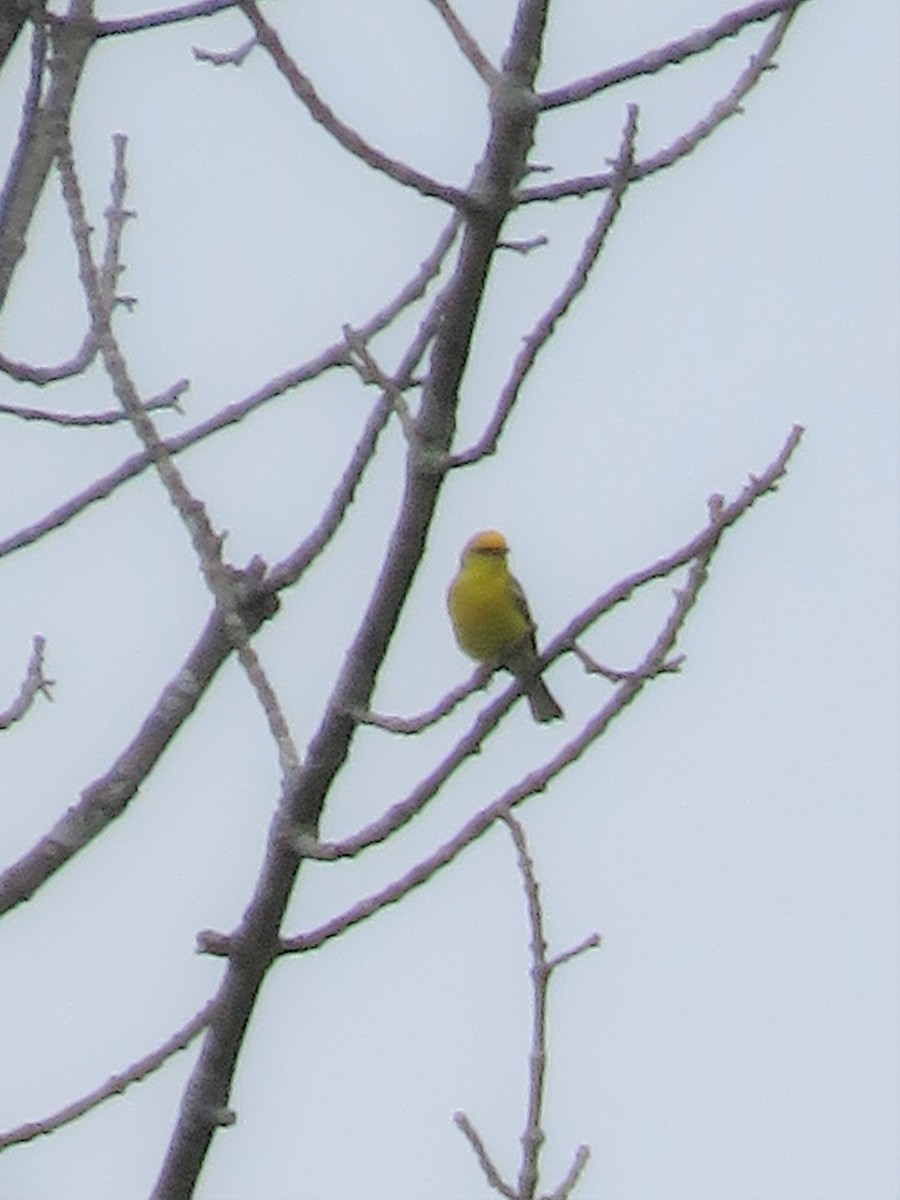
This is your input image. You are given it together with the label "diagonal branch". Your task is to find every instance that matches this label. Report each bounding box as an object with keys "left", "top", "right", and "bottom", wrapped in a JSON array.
[
  {"left": 425, "top": 0, "right": 500, "bottom": 86},
  {"left": 240, "top": 1, "right": 472, "bottom": 211},
  {"left": 0, "top": 219, "right": 460, "bottom": 914},
  {"left": 285, "top": 425, "right": 802, "bottom": 868},
  {"left": 0, "top": 216, "right": 460, "bottom": 563},
  {"left": 538, "top": 0, "right": 808, "bottom": 109},
  {"left": 0, "top": 587, "right": 275, "bottom": 917},
  {"left": 453, "top": 1111, "right": 517, "bottom": 1199},
  {"left": 520, "top": 8, "right": 796, "bottom": 205},
  {"left": 451, "top": 104, "right": 638, "bottom": 466},
  {"left": 0, "top": 1, "right": 94, "bottom": 310},
  {"left": 153, "top": 5, "right": 555, "bottom": 1191},
  {"left": 0, "top": 999, "right": 217, "bottom": 1150},
  {"left": 267, "top": 427, "right": 803, "bottom": 964},
  {"left": 277, "top": 513, "right": 727, "bottom": 957},
  {"left": 57, "top": 130, "right": 303, "bottom": 782},
  {"left": 270, "top": 218, "right": 460, "bottom": 590}
]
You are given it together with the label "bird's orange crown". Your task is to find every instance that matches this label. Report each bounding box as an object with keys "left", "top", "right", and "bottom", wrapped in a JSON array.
[{"left": 463, "top": 529, "right": 509, "bottom": 557}]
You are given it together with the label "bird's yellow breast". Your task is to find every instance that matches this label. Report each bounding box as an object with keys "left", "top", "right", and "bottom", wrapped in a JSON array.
[{"left": 448, "top": 554, "right": 530, "bottom": 664}]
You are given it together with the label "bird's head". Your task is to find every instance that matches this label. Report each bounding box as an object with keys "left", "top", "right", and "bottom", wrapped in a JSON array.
[{"left": 462, "top": 529, "right": 509, "bottom": 561}]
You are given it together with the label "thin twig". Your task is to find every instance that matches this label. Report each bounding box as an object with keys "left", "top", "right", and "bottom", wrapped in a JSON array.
[
  {"left": 503, "top": 811, "right": 549, "bottom": 1199},
  {"left": 1, "top": 217, "right": 460, "bottom": 564},
  {"left": 0, "top": 336, "right": 96, "bottom": 383},
  {"left": 573, "top": 642, "right": 684, "bottom": 681},
  {"left": 343, "top": 326, "right": 419, "bottom": 445},
  {"left": 56, "top": 130, "right": 302, "bottom": 783},
  {"left": 500, "top": 812, "right": 599, "bottom": 1200},
  {"left": 354, "top": 667, "right": 489, "bottom": 734},
  {"left": 0, "top": 635, "right": 54, "bottom": 731},
  {"left": 452, "top": 105, "right": 638, "bottom": 466},
  {"left": 0, "top": 379, "right": 188, "bottom": 425},
  {"left": 0, "top": 999, "right": 216, "bottom": 1149},
  {"left": 269, "top": 224, "right": 459, "bottom": 590},
  {"left": 240, "top": 1, "right": 471, "bottom": 211},
  {"left": 85, "top": 0, "right": 241, "bottom": 37},
  {"left": 520, "top": 10, "right": 796, "bottom": 205},
  {"left": 546, "top": 1144, "right": 592, "bottom": 1200},
  {"left": 453, "top": 1112, "right": 517, "bottom": 1199},
  {"left": 538, "top": 0, "right": 807, "bottom": 109},
  {"left": 426, "top": 0, "right": 500, "bottom": 86}
]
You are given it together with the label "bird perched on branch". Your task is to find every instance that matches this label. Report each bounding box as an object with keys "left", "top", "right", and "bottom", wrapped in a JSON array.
[{"left": 447, "top": 529, "right": 563, "bottom": 724}]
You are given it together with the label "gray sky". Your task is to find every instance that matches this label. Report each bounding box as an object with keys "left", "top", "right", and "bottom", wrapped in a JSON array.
[{"left": 0, "top": 2, "right": 898, "bottom": 1197}]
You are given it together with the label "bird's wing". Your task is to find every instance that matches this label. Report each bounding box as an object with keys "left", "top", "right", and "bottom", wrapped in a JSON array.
[{"left": 509, "top": 573, "right": 537, "bottom": 637}]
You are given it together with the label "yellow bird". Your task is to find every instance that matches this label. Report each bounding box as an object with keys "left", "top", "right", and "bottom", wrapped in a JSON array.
[{"left": 447, "top": 530, "right": 563, "bottom": 723}]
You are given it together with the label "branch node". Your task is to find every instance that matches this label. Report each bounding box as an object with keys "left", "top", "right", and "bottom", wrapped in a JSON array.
[{"left": 196, "top": 929, "right": 233, "bottom": 957}]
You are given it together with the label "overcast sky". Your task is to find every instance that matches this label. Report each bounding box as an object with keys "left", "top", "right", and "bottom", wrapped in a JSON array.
[{"left": 0, "top": 2, "right": 898, "bottom": 1198}]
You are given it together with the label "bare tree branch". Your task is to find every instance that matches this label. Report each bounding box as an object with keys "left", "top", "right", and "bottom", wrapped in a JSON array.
[
  {"left": 260, "top": 427, "right": 804, "bottom": 968},
  {"left": 0, "top": 379, "right": 188, "bottom": 424},
  {"left": 82, "top": 0, "right": 241, "bottom": 37},
  {"left": 538, "top": 0, "right": 807, "bottom": 109},
  {"left": 425, "top": 0, "right": 500, "bottom": 86},
  {"left": 500, "top": 811, "right": 598, "bottom": 1199},
  {"left": 152, "top": 4, "right": 556, "bottom": 1190},
  {"left": 0, "top": 335, "right": 96, "bottom": 383},
  {"left": 282, "top": 425, "right": 802, "bottom": 869},
  {"left": 0, "top": 999, "right": 217, "bottom": 1150},
  {"left": 0, "top": 635, "right": 53, "bottom": 731},
  {"left": 239, "top": 1, "right": 472, "bottom": 211},
  {"left": 0, "top": 216, "right": 460, "bottom": 563},
  {"left": 0, "top": 0, "right": 94, "bottom": 309},
  {"left": 191, "top": 34, "right": 254, "bottom": 66},
  {"left": 0, "top": 216, "right": 459, "bottom": 913},
  {"left": 545, "top": 1144, "right": 592, "bottom": 1200},
  {"left": 354, "top": 666, "right": 489, "bottom": 733},
  {"left": 453, "top": 1111, "right": 518, "bottom": 1199},
  {"left": 520, "top": 9, "right": 795, "bottom": 204},
  {"left": 451, "top": 104, "right": 638, "bottom": 467},
  {"left": 0, "top": 578, "right": 276, "bottom": 916},
  {"left": 58, "top": 129, "right": 303, "bottom": 782}
]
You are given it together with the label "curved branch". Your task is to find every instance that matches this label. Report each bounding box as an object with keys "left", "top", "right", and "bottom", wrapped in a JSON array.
[{"left": 240, "top": 1, "right": 472, "bottom": 211}]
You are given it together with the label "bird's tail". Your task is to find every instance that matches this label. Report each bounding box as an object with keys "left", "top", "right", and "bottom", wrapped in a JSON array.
[{"left": 525, "top": 676, "right": 564, "bottom": 723}]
